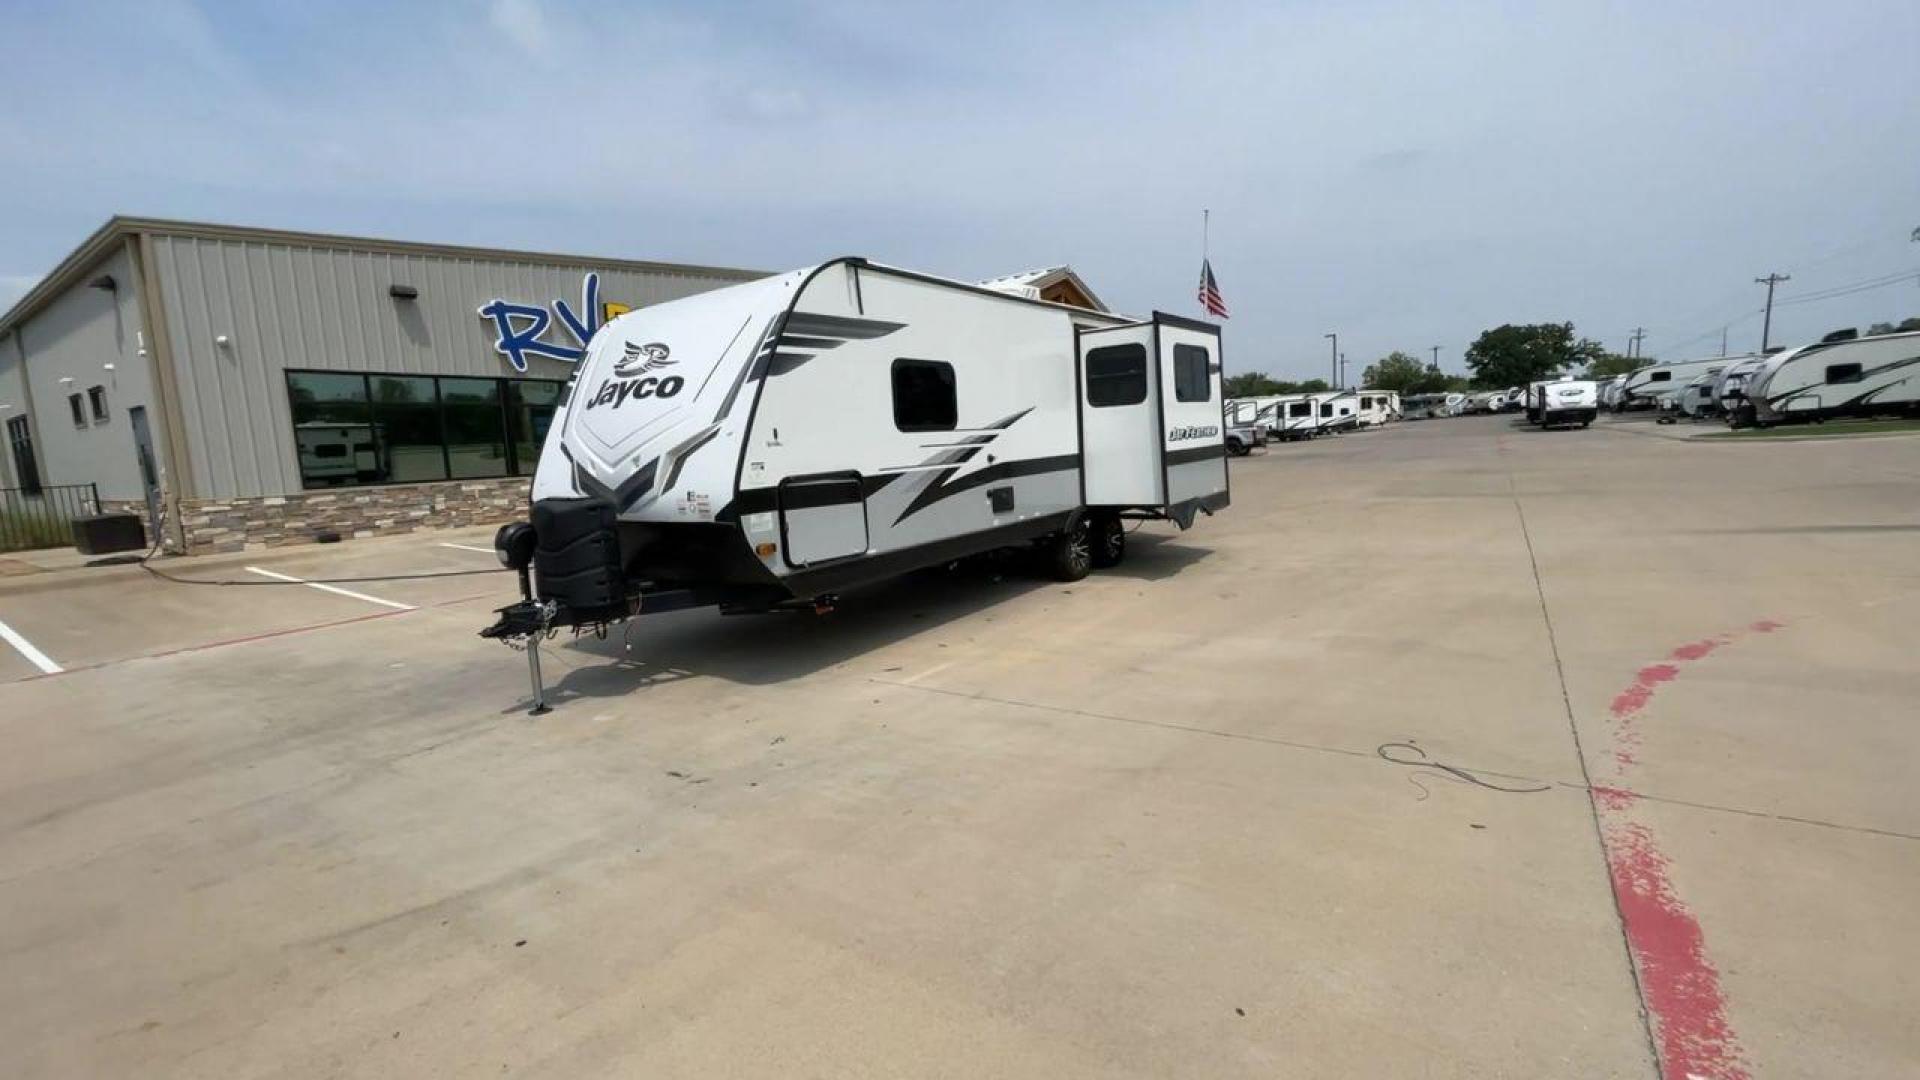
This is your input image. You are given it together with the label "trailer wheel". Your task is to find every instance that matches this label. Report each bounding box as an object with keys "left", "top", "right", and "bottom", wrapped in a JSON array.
[
  {"left": 1045, "top": 519, "right": 1093, "bottom": 582},
  {"left": 1090, "top": 514, "right": 1126, "bottom": 569}
]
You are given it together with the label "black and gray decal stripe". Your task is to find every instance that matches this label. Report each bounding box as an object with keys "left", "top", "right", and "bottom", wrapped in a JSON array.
[
  {"left": 1166, "top": 444, "right": 1225, "bottom": 466},
  {"left": 889, "top": 409, "right": 1041, "bottom": 525},
  {"left": 575, "top": 457, "right": 660, "bottom": 513},
  {"left": 759, "top": 312, "right": 907, "bottom": 377},
  {"left": 783, "top": 312, "right": 905, "bottom": 339},
  {"left": 891, "top": 454, "right": 1083, "bottom": 525}
]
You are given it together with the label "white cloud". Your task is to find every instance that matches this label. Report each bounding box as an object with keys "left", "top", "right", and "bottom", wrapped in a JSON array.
[{"left": 488, "top": 0, "right": 556, "bottom": 61}]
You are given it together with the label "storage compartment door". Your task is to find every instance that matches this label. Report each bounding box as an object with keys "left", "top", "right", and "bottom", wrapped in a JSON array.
[
  {"left": 1079, "top": 324, "right": 1161, "bottom": 507},
  {"left": 780, "top": 473, "right": 869, "bottom": 566},
  {"left": 1158, "top": 323, "right": 1228, "bottom": 520}
]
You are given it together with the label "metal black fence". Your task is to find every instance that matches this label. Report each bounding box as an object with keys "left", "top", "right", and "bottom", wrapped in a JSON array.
[{"left": 0, "top": 483, "right": 101, "bottom": 553}]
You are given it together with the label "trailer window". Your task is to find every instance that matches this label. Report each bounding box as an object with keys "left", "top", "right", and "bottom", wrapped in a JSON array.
[
  {"left": 1289, "top": 401, "right": 1310, "bottom": 418},
  {"left": 1172, "top": 344, "right": 1211, "bottom": 402},
  {"left": 891, "top": 358, "right": 957, "bottom": 431},
  {"left": 1319, "top": 403, "right": 1332, "bottom": 418},
  {"left": 1649, "top": 371, "right": 1670, "bottom": 382},
  {"left": 1086, "top": 344, "right": 1147, "bottom": 407},
  {"left": 1825, "top": 362, "right": 1863, "bottom": 384}
]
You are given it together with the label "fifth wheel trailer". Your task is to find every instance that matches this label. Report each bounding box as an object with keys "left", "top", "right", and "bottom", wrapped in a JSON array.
[{"left": 484, "top": 257, "right": 1232, "bottom": 653}]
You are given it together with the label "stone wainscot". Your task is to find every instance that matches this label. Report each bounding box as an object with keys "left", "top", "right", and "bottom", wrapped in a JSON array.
[{"left": 176, "top": 478, "right": 531, "bottom": 553}]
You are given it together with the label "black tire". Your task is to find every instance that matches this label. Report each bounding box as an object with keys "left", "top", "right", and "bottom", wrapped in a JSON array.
[
  {"left": 1226, "top": 437, "right": 1248, "bottom": 457},
  {"left": 1090, "top": 514, "right": 1126, "bottom": 569},
  {"left": 1045, "top": 519, "right": 1092, "bottom": 582}
]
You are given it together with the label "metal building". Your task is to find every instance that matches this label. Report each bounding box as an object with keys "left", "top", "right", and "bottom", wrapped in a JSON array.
[{"left": 0, "top": 217, "right": 760, "bottom": 551}]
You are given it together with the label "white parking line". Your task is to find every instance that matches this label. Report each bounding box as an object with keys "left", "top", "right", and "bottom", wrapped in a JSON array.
[
  {"left": 0, "top": 617, "right": 63, "bottom": 675},
  {"left": 244, "top": 567, "right": 416, "bottom": 611},
  {"left": 438, "top": 542, "right": 496, "bottom": 555}
]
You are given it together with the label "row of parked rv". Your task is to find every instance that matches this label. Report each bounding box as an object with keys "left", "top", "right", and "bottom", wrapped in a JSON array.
[
  {"left": 1222, "top": 390, "right": 1401, "bottom": 449},
  {"left": 1596, "top": 326, "right": 1920, "bottom": 427}
]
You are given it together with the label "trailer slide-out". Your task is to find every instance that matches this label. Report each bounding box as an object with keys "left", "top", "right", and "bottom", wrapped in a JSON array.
[{"left": 483, "top": 258, "right": 1232, "bottom": 700}]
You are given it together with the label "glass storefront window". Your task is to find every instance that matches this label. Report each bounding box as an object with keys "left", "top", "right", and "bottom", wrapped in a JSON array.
[
  {"left": 286, "top": 371, "right": 562, "bottom": 489},
  {"left": 508, "top": 381, "right": 563, "bottom": 476},
  {"left": 441, "top": 377, "right": 509, "bottom": 479},
  {"left": 369, "top": 376, "right": 447, "bottom": 483}
]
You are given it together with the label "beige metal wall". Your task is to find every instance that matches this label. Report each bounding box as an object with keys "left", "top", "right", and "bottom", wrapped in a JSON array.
[
  {"left": 145, "top": 231, "right": 760, "bottom": 499},
  {"left": 1, "top": 245, "right": 162, "bottom": 502}
]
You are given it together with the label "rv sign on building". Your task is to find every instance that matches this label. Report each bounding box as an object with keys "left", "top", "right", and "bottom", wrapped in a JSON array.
[{"left": 477, "top": 272, "right": 635, "bottom": 373}]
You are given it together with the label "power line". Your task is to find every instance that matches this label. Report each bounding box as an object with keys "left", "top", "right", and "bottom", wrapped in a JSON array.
[{"left": 1771, "top": 269, "right": 1920, "bottom": 308}]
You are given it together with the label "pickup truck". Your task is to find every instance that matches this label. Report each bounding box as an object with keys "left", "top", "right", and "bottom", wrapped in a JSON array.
[{"left": 1225, "top": 421, "right": 1269, "bottom": 457}]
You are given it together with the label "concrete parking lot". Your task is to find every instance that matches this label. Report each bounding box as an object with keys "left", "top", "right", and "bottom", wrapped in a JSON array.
[{"left": 2, "top": 416, "right": 1916, "bottom": 1078}]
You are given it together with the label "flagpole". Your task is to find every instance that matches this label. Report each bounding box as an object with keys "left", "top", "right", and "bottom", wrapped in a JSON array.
[{"left": 1203, "top": 208, "right": 1210, "bottom": 261}]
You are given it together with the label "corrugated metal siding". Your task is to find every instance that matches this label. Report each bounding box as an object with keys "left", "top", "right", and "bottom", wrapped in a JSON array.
[
  {"left": 148, "top": 234, "right": 758, "bottom": 498},
  {"left": 5, "top": 246, "right": 160, "bottom": 501}
]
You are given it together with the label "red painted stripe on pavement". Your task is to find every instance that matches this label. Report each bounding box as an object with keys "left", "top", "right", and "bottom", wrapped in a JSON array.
[{"left": 1590, "top": 619, "right": 1786, "bottom": 1080}]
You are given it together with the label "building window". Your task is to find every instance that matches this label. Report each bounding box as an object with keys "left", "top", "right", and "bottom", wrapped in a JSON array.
[
  {"left": 6, "top": 416, "right": 41, "bottom": 495},
  {"left": 287, "top": 371, "right": 563, "bottom": 489},
  {"left": 88, "top": 386, "right": 109, "bottom": 423},
  {"left": 68, "top": 394, "right": 86, "bottom": 427},
  {"left": 1825, "top": 362, "right": 1863, "bottom": 384},
  {"left": 890, "top": 358, "right": 957, "bottom": 432},
  {"left": 1173, "top": 344, "right": 1211, "bottom": 402},
  {"left": 1086, "top": 343, "right": 1147, "bottom": 407}
]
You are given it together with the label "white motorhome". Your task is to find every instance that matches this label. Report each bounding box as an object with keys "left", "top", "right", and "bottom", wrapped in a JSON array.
[
  {"left": 1740, "top": 329, "right": 1920, "bottom": 427},
  {"left": 483, "top": 258, "right": 1231, "bottom": 648}
]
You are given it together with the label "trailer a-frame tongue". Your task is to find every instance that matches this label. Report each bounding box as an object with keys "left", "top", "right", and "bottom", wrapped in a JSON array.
[{"left": 1076, "top": 312, "right": 1229, "bottom": 528}]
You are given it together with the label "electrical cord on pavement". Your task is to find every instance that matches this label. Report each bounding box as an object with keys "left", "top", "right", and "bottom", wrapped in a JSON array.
[{"left": 1375, "top": 741, "right": 1552, "bottom": 795}]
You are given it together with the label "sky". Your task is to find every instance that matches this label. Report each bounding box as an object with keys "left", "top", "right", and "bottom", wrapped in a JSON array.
[{"left": 3, "top": 0, "right": 1918, "bottom": 381}]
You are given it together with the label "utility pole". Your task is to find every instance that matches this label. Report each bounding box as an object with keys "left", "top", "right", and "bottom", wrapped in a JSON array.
[
  {"left": 1720, "top": 326, "right": 1728, "bottom": 356},
  {"left": 1627, "top": 327, "right": 1646, "bottom": 358},
  {"left": 1339, "top": 352, "right": 1348, "bottom": 389},
  {"left": 1755, "top": 273, "right": 1790, "bottom": 353},
  {"left": 1324, "top": 333, "right": 1338, "bottom": 387},
  {"left": 1429, "top": 345, "right": 1440, "bottom": 370}
]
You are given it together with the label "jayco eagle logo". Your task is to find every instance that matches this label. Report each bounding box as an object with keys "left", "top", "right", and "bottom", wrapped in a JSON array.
[
  {"left": 614, "top": 341, "right": 674, "bottom": 377},
  {"left": 477, "top": 273, "right": 633, "bottom": 374},
  {"left": 585, "top": 341, "right": 685, "bottom": 411}
]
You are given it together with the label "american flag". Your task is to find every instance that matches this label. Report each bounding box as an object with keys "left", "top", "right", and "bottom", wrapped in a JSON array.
[{"left": 1198, "top": 258, "right": 1229, "bottom": 319}]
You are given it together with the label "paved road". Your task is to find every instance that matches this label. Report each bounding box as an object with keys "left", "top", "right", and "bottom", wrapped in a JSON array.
[{"left": 1, "top": 416, "right": 1915, "bottom": 1078}]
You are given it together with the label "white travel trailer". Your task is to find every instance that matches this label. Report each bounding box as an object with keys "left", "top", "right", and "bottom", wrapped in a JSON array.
[
  {"left": 1741, "top": 328, "right": 1920, "bottom": 427},
  {"left": 1708, "top": 356, "right": 1765, "bottom": 415},
  {"left": 1269, "top": 393, "right": 1322, "bottom": 439},
  {"left": 1354, "top": 391, "right": 1399, "bottom": 426},
  {"left": 1620, "top": 356, "right": 1740, "bottom": 410},
  {"left": 483, "top": 257, "right": 1232, "bottom": 665},
  {"left": 1312, "top": 390, "right": 1362, "bottom": 432},
  {"left": 1529, "top": 380, "right": 1598, "bottom": 428}
]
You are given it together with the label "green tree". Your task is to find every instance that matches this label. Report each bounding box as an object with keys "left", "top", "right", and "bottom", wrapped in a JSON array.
[
  {"left": 1463, "top": 323, "right": 1605, "bottom": 388},
  {"left": 1224, "top": 372, "right": 1285, "bottom": 397},
  {"left": 1296, "top": 378, "right": 1330, "bottom": 393},
  {"left": 1359, "top": 351, "right": 1428, "bottom": 393},
  {"left": 1583, "top": 352, "right": 1653, "bottom": 380}
]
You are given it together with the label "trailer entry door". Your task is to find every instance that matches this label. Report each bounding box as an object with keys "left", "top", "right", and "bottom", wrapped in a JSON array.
[
  {"left": 1156, "top": 319, "right": 1228, "bottom": 527},
  {"left": 779, "top": 472, "right": 869, "bottom": 566},
  {"left": 1078, "top": 324, "right": 1161, "bottom": 507}
]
